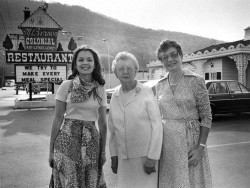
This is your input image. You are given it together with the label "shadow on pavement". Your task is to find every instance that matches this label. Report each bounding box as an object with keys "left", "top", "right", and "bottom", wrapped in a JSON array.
[
  {"left": 211, "top": 112, "right": 250, "bottom": 132},
  {"left": 0, "top": 108, "right": 54, "bottom": 137}
]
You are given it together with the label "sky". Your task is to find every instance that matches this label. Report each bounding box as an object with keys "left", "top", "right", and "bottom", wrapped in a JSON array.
[{"left": 45, "top": 0, "right": 250, "bottom": 42}]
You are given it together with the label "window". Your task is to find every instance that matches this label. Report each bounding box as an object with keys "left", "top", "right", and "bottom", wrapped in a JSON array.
[
  {"left": 211, "top": 73, "right": 217, "bottom": 80},
  {"left": 227, "top": 82, "right": 242, "bottom": 93},
  {"left": 205, "top": 72, "right": 221, "bottom": 80},
  {"left": 208, "top": 84, "right": 215, "bottom": 94},
  {"left": 217, "top": 72, "right": 221, "bottom": 80},
  {"left": 214, "top": 82, "right": 228, "bottom": 94},
  {"left": 239, "top": 84, "right": 250, "bottom": 93},
  {"left": 205, "top": 73, "right": 209, "bottom": 80}
]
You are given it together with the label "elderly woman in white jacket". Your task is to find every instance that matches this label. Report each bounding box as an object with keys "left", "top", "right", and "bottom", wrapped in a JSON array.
[{"left": 108, "top": 51, "right": 163, "bottom": 188}]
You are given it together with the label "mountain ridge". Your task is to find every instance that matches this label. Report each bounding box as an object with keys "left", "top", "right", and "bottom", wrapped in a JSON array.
[{"left": 0, "top": 0, "right": 225, "bottom": 70}]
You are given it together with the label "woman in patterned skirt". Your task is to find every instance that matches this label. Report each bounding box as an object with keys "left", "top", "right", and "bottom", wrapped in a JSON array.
[
  {"left": 49, "top": 46, "right": 107, "bottom": 187},
  {"left": 155, "top": 40, "right": 213, "bottom": 188}
]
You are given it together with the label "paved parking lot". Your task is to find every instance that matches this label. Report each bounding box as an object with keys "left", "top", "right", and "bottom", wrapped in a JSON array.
[
  {"left": 0, "top": 87, "right": 250, "bottom": 188},
  {"left": 208, "top": 113, "right": 250, "bottom": 188}
]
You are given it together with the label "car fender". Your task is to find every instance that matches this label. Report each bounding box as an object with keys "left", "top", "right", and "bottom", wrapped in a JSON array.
[{"left": 210, "top": 102, "right": 216, "bottom": 117}]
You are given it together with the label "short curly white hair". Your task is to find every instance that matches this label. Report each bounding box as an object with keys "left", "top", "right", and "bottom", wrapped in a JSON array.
[{"left": 112, "top": 51, "right": 139, "bottom": 73}]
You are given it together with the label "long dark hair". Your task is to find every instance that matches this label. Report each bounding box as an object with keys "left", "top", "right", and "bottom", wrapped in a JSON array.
[{"left": 68, "top": 45, "right": 105, "bottom": 86}]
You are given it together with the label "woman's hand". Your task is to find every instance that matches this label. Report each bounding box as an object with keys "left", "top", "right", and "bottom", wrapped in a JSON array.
[
  {"left": 111, "top": 156, "right": 118, "bottom": 174},
  {"left": 188, "top": 145, "right": 205, "bottom": 166},
  {"left": 49, "top": 151, "right": 54, "bottom": 168},
  {"left": 144, "top": 158, "right": 156, "bottom": 175},
  {"left": 101, "top": 152, "right": 106, "bottom": 166}
]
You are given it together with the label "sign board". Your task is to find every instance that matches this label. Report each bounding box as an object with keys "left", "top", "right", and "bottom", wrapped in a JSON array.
[
  {"left": 6, "top": 51, "right": 73, "bottom": 64},
  {"left": 15, "top": 64, "right": 67, "bottom": 83},
  {"left": 22, "top": 27, "right": 58, "bottom": 51}
]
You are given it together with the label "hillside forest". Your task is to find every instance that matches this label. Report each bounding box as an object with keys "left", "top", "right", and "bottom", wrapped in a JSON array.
[{"left": 0, "top": 0, "right": 224, "bottom": 71}]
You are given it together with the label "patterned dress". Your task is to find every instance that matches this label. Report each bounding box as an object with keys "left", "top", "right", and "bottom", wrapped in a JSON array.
[
  {"left": 50, "top": 77, "right": 106, "bottom": 188},
  {"left": 156, "top": 71, "right": 212, "bottom": 188}
]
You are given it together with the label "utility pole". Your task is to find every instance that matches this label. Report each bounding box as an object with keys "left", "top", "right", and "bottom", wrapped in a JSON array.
[{"left": 102, "top": 38, "right": 111, "bottom": 88}]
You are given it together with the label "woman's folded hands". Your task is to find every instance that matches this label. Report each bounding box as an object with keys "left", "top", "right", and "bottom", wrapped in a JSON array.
[{"left": 144, "top": 157, "right": 156, "bottom": 175}]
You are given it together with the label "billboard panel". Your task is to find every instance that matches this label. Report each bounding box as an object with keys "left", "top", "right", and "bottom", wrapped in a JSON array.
[{"left": 15, "top": 64, "right": 67, "bottom": 83}]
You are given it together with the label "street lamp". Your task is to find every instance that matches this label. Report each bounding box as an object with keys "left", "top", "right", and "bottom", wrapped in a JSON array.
[{"left": 102, "top": 38, "right": 111, "bottom": 89}]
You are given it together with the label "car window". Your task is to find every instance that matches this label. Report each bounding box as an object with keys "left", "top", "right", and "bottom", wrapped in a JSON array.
[
  {"left": 238, "top": 83, "right": 250, "bottom": 93},
  {"left": 208, "top": 84, "right": 216, "bottom": 94},
  {"left": 214, "top": 82, "right": 228, "bottom": 94},
  {"left": 227, "top": 82, "right": 242, "bottom": 94}
]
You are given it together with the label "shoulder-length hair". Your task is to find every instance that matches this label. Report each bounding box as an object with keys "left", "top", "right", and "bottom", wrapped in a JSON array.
[{"left": 68, "top": 45, "right": 105, "bottom": 86}]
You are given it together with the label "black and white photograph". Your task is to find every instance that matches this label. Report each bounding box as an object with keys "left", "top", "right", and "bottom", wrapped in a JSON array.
[{"left": 1, "top": 0, "right": 250, "bottom": 187}]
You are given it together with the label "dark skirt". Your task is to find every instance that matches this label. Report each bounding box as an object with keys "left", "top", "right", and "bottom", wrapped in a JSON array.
[{"left": 50, "top": 118, "right": 106, "bottom": 188}]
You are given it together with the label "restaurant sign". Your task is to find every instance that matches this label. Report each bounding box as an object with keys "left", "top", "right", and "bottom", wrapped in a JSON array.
[
  {"left": 22, "top": 28, "right": 58, "bottom": 51},
  {"left": 15, "top": 64, "right": 67, "bottom": 83},
  {"left": 6, "top": 51, "right": 73, "bottom": 64}
]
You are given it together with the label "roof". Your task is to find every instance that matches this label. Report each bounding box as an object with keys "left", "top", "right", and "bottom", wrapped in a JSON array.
[
  {"left": 18, "top": 6, "right": 62, "bottom": 29},
  {"left": 191, "top": 39, "right": 250, "bottom": 55},
  {"left": 183, "top": 38, "right": 250, "bottom": 62}
]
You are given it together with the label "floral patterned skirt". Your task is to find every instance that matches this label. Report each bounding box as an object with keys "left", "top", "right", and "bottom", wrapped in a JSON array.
[{"left": 50, "top": 118, "right": 106, "bottom": 188}]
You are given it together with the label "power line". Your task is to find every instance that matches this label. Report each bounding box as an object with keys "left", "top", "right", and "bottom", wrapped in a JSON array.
[{"left": 0, "top": 12, "right": 7, "bottom": 34}]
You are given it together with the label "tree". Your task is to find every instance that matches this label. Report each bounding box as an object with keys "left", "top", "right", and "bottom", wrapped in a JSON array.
[
  {"left": 18, "top": 42, "right": 25, "bottom": 50},
  {"left": 3, "top": 34, "right": 13, "bottom": 50},
  {"left": 68, "top": 37, "right": 77, "bottom": 51},
  {"left": 57, "top": 42, "right": 64, "bottom": 51}
]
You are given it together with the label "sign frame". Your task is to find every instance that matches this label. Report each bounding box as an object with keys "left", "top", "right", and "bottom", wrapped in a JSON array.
[{"left": 14, "top": 64, "right": 67, "bottom": 83}]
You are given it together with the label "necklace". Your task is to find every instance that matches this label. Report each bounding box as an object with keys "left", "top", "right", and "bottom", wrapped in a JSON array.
[{"left": 169, "top": 71, "right": 184, "bottom": 86}]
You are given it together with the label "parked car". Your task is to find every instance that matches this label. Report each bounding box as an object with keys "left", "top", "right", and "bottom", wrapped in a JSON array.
[
  {"left": 106, "top": 79, "right": 160, "bottom": 109},
  {"left": 206, "top": 80, "right": 250, "bottom": 117},
  {"left": 106, "top": 85, "right": 120, "bottom": 106},
  {"left": 15, "top": 83, "right": 26, "bottom": 91},
  {"left": 40, "top": 82, "right": 53, "bottom": 92},
  {"left": 25, "top": 82, "right": 53, "bottom": 94},
  {"left": 142, "top": 79, "right": 160, "bottom": 88}
]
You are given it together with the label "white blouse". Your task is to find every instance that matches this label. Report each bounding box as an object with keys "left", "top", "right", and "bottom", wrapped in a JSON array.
[{"left": 55, "top": 80, "right": 107, "bottom": 121}]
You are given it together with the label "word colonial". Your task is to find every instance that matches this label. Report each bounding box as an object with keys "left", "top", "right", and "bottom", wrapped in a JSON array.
[
  {"left": 26, "top": 37, "right": 55, "bottom": 45},
  {"left": 6, "top": 51, "right": 73, "bottom": 64}
]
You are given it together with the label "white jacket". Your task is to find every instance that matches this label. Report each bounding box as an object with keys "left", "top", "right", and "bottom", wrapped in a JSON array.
[{"left": 108, "top": 82, "right": 163, "bottom": 160}]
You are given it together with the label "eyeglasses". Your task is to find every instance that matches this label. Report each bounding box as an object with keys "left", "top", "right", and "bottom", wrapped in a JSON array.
[
  {"left": 159, "top": 51, "right": 179, "bottom": 62},
  {"left": 116, "top": 65, "right": 135, "bottom": 73}
]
